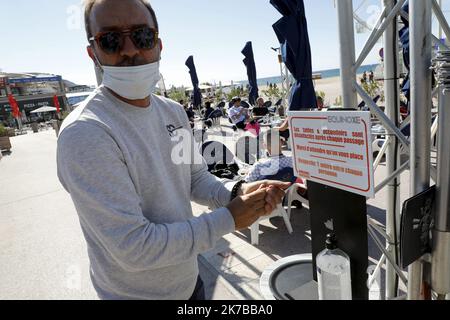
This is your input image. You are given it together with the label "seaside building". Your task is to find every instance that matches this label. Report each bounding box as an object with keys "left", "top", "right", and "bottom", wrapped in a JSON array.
[{"left": 0, "top": 72, "right": 70, "bottom": 124}]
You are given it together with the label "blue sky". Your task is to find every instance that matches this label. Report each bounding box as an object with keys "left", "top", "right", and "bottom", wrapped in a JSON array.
[{"left": 0, "top": 0, "right": 448, "bottom": 87}]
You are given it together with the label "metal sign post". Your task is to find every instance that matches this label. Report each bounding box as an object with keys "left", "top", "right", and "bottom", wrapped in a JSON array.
[
  {"left": 337, "top": 0, "right": 358, "bottom": 109},
  {"left": 408, "top": 0, "right": 433, "bottom": 300},
  {"left": 383, "top": 0, "right": 401, "bottom": 299},
  {"left": 333, "top": 0, "right": 450, "bottom": 300},
  {"left": 431, "top": 51, "right": 450, "bottom": 299}
]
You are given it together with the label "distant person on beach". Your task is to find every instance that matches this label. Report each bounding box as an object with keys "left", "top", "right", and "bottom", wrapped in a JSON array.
[
  {"left": 369, "top": 70, "right": 374, "bottom": 82},
  {"left": 57, "top": 0, "right": 289, "bottom": 301},
  {"left": 362, "top": 71, "right": 368, "bottom": 83}
]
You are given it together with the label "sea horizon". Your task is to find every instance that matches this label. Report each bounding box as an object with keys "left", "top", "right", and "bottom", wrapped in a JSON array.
[{"left": 237, "top": 63, "right": 380, "bottom": 87}]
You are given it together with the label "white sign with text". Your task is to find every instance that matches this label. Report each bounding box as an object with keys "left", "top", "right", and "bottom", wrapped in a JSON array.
[{"left": 288, "top": 111, "right": 375, "bottom": 198}]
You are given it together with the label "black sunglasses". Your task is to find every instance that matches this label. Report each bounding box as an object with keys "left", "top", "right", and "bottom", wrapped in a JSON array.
[{"left": 89, "top": 26, "right": 159, "bottom": 54}]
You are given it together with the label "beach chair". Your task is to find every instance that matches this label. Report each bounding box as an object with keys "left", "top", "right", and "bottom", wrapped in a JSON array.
[
  {"left": 210, "top": 116, "right": 222, "bottom": 134},
  {"left": 240, "top": 101, "right": 250, "bottom": 109},
  {"left": 200, "top": 141, "right": 248, "bottom": 180},
  {"left": 357, "top": 95, "right": 381, "bottom": 111},
  {"left": 216, "top": 101, "right": 226, "bottom": 117},
  {"left": 286, "top": 182, "right": 309, "bottom": 219},
  {"left": 371, "top": 121, "right": 411, "bottom": 160}
]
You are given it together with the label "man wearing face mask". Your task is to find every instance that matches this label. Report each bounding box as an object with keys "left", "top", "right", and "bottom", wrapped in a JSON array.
[{"left": 56, "top": 0, "right": 290, "bottom": 300}]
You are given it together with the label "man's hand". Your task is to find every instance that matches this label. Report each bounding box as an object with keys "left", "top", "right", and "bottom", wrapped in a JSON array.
[
  {"left": 240, "top": 180, "right": 291, "bottom": 214},
  {"left": 227, "top": 186, "right": 270, "bottom": 230}
]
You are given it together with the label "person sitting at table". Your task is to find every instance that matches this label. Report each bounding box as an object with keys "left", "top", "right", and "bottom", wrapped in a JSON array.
[
  {"left": 274, "top": 95, "right": 324, "bottom": 143},
  {"left": 182, "top": 101, "right": 195, "bottom": 128},
  {"left": 245, "top": 129, "right": 294, "bottom": 183},
  {"left": 253, "top": 97, "right": 270, "bottom": 117},
  {"left": 273, "top": 118, "right": 290, "bottom": 146},
  {"left": 229, "top": 97, "right": 249, "bottom": 131},
  {"left": 203, "top": 101, "right": 214, "bottom": 119},
  {"left": 244, "top": 130, "right": 308, "bottom": 200}
]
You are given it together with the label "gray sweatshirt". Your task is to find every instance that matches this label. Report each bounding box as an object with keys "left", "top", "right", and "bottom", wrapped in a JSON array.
[{"left": 57, "top": 86, "right": 236, "bottom": 300}]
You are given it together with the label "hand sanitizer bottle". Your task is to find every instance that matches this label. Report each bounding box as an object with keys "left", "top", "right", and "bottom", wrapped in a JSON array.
[{"left": 316, "top": 233, "right": 352, "bottom": 300}]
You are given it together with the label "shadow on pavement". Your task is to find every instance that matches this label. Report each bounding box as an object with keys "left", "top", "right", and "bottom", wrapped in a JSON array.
[{"left": 234, "top": 207, "right": 313, "bottom": 260}]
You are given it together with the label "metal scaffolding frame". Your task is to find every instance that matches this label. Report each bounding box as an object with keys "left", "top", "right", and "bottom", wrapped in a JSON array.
[
  {"left": 270, "top": 46, "right": 292, "bottom": 114},
  {"left": 336, "top": 0, "right": 450, "bottom": 299}
]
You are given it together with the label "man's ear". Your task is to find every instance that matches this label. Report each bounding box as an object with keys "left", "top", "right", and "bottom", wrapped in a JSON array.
[
  {"left": 159, "top": 39, "right": 163, "bottom": 53},
  {"left": 87, "top": 45, "right": 98, "bottom": 66}
]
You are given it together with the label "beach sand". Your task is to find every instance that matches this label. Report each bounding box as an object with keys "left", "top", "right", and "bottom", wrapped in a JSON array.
[
  {"left": 313, "top": 76, "right": 342, "bottom": 106},
  {"left": 259, "top": 76, "right": 342, "bottom": 107}
]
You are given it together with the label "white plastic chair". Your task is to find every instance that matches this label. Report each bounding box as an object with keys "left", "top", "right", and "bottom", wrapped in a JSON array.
[
  {"left": 250, "top": 203, "right": 293, "bottom": 246},
  {"left": 249, "top": 182, "right": 309, "bottom": 246},
  {"left": 286, "top": 183, "right": 309, "bottom": 219}
]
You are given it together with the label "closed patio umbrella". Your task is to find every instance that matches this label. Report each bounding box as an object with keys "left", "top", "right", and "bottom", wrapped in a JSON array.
[
  {"left": 271, "top": 0, "right": 316, "bottom": 110},
  {"left": 53, "top": 95, "right": 61, "bottom": 113},
  {"left": 30, "top": 106, "right": 57, "bottom": 113},
  {"left": 185, "top": 56, "right": 202, "bottom": 110},
  {"left": 241, "top": 41, "right": 259, "bottom": 106}
]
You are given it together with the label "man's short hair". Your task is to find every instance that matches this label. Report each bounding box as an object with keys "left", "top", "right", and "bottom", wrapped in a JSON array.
[{"left": 84, "top": 0, "right": 159, "bottom": 41}]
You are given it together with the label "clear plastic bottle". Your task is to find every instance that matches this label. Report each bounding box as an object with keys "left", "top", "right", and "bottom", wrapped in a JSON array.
[
  {"left": 316, "top": 233, "right": 352, "bottom": 300},
  {"left": 367, "top": 265, "right": 381, "bottom": 300}
]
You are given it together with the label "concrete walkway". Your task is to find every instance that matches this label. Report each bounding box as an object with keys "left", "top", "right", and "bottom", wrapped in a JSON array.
[{"left": 0, "top": 130, "right": 239, "bottom": 300}]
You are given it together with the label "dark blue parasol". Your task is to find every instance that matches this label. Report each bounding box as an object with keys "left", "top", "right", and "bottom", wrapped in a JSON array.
[
  {"left": 241, "top": 41, "right": 259, "bottom": 106},
  {"left": 185, "top": 55, "right": 202, "bottom": 109},
  {"left": 271, "top": 0, "right": 316, "bottom": 110}
]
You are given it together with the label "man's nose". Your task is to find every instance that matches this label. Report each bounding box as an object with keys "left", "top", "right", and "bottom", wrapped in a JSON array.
[{"left": 119, "top": 35, "right": 140, "bottom": 59}]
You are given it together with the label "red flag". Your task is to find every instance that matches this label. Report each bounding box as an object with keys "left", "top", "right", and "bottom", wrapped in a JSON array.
[
  {"left": 8, "top": 94, "right": 20, "bottom": 119},
  {"left": 53, "top": 95, "right": 61, "bottom": 113}
]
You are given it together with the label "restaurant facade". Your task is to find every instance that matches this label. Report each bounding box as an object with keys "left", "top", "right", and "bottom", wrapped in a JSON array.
[{"left": 0, "top": 73, "right": 68, "bottom": 124}]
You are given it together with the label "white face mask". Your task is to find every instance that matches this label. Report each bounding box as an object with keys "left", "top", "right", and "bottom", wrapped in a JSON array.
[{"left": 100, "top": 61, "right": 161, "bottom": 100}]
